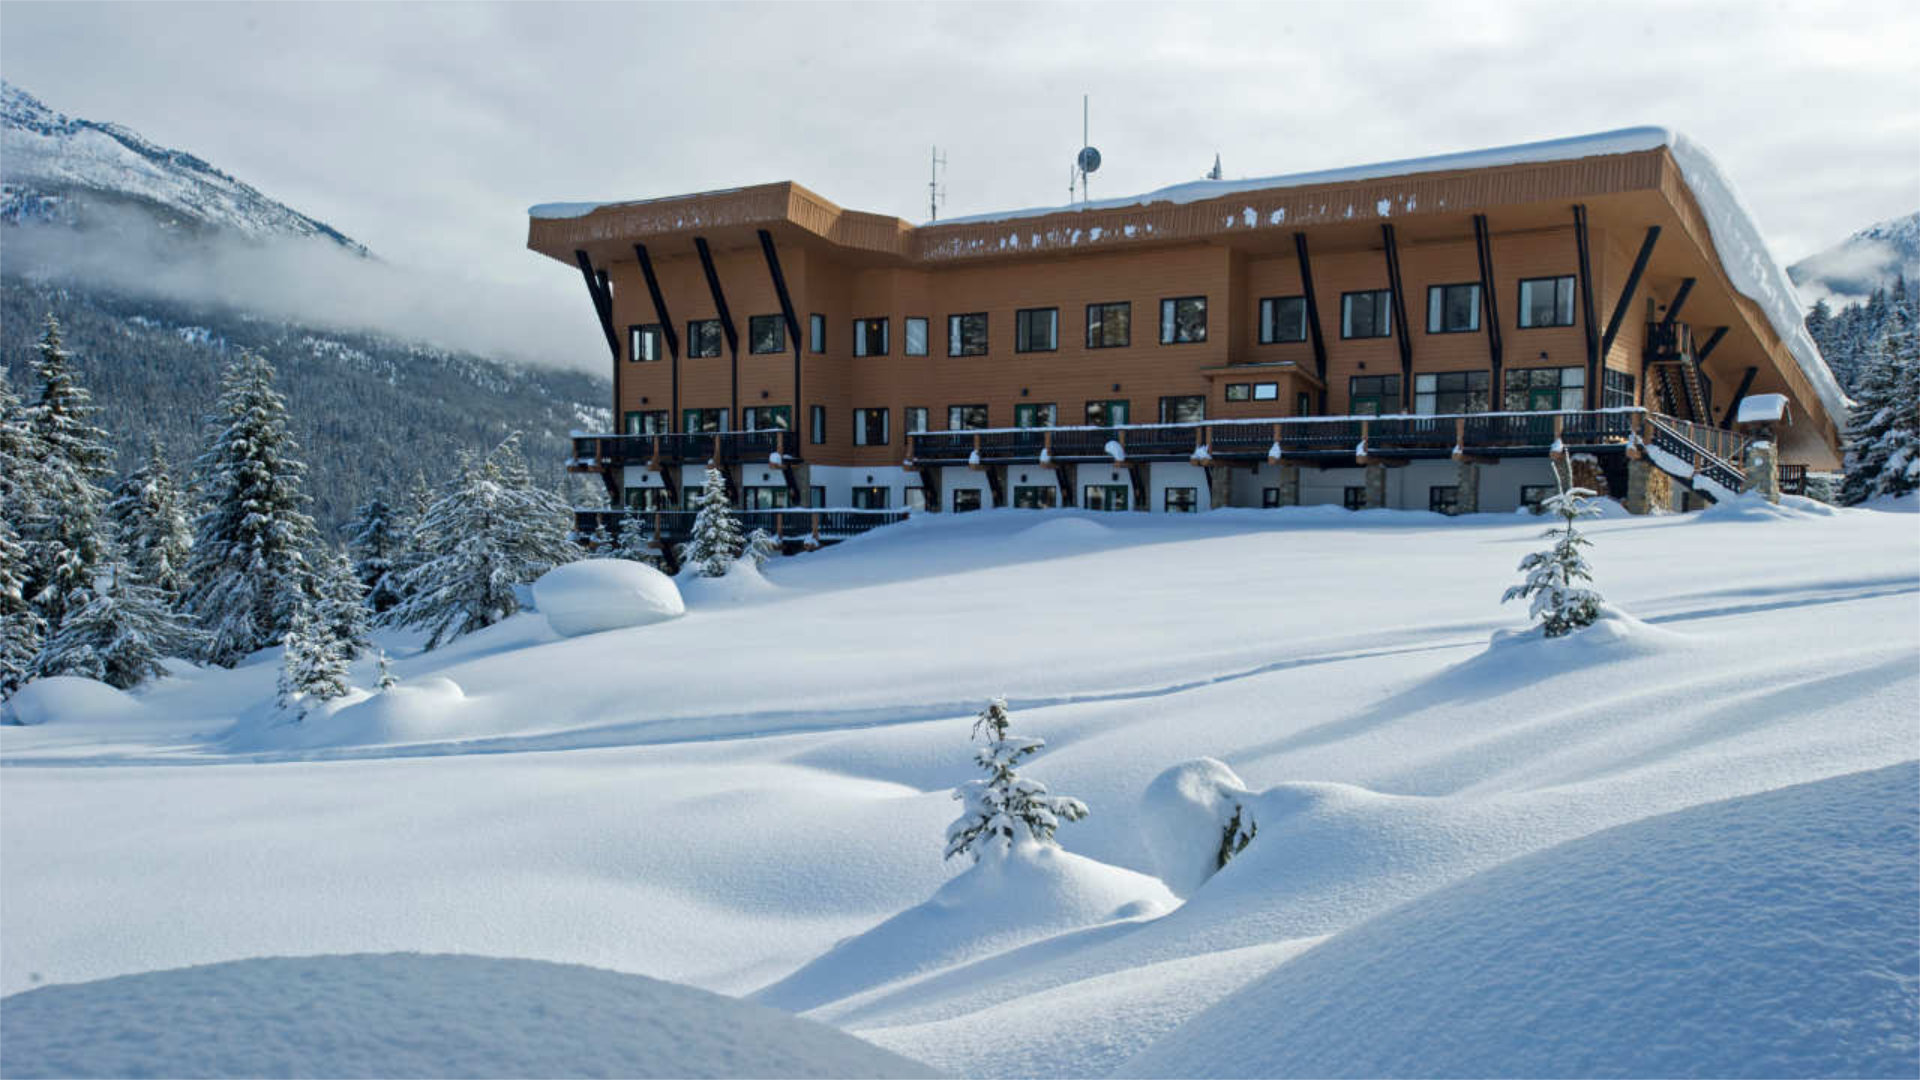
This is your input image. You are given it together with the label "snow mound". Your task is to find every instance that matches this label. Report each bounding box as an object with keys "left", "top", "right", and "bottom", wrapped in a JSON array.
[
  {"left": 0, "top": 677, "right": 142, "bottom": 726},
  {"left": 1004, "top": 515, "right": 1112, "bottom": 550},
  {"left": 219, "top": 678, "right": 475, "bottom": 752},
  {"left": 533, "top": 559, "right": 684, "bottom": 637},
  {"left": 1140, "top": 758, "right": 1257, "bottom": 898},
  {"left": 0, "top": 952, "right": 940, "bottom": 1079},
  {"left": 1116, "top": 762, "right": 1920, "bottom": 1079},
  {"left": 757, "top": 843, "right": 1174, "bottom": 1014},
  {"left": 1694, "top": 491, "right": 1841, "bottom": 522},
  {"left": 677, "top": 558, "right": 780, "bottom": 606},
  {"left": 1457, "top": 606, "right": 1686, "bottom": 691}
]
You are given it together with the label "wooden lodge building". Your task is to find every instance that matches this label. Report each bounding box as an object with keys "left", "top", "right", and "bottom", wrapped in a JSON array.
[{"left": 532, "top": 128, "right": 1846, "bottom": 548}]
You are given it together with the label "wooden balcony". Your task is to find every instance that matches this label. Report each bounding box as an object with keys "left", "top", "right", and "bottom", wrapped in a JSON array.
[
  {"left": 573, "top": 507, "right": 911, "bottom": 551},
  {"left": 568, "top": 429, "right": 800, "bottom": 474}
]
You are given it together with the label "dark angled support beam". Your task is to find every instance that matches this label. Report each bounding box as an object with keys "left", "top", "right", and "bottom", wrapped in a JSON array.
[
  {"left": 1471, "top": 214, "right": 1504, "bottom": 391},
  {"left": 1662, "top": 277, "right": 1696, "bottom": 328},
  {"left": 633, "top": 244, "right": 681, "bottom": 424},
  {"left": 1125, "top": 461, "right": 1150, "bottom": 511},
  {"left": 1600, "top": 226, "right": 1661, "bottom": 362},
  {"left": 1695, "top": 325, "right": 1729, "bottom": 364},
  {"left": 1572, "top": 206, "right": 1601, "bottom": 409},
  {"left": 692, "top": 237, "right": 741, "bottom": 422},
  {"left": 985, "top": 464, "right": 1006, "bottom": 508},
  {"left": 920, "top": 464, "right": 943, "bottom": 512},
  {"left": 1293, "top": 232, "right": 1330, "bottom": 403},
  {"left": 1381, "top": 224, "right": 1415, "bottom": 411},
  {"left": 756, "top": 229, "right": 805, "bottom": 440},
  {"left": 573, "top": 250, "right": 619, "bottom": 362},
  {"left": 1721, "top": 366, "right": 1760, "bottom": 430}
]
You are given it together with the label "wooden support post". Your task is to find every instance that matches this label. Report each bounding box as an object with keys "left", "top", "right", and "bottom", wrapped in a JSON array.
[
  {"left": 969, "top": 433, "right": 984, "bottom": 470},
  {"left": 1551, "top": 414, "right": 1566, "bottom": 460}
]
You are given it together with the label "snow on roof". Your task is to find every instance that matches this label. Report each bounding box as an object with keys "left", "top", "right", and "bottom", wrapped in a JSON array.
[
  {"left": 530, "top": 187, "right": 743, "bottom": 220},
  {"left": 1736, "top": 392, "right": 1790, "bottom": 424}
]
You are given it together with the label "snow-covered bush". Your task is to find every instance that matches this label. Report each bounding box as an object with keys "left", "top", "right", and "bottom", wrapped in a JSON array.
[
  {"left": 532, "top": 559, "right": 684, "bottom": 637},
  {"left": 31, "top": 562, "right": 199, "bottom": 690},
  {"left": 276, "top": 608, "right": 350, "bottom": 717},
  {"left": 945, "top": 698, "right": 1088, "bottom": 862},
  {"left": 613, "top": 507, "right": 665, "bottom": 569},
  {"left": 1140, "top": 758, "right": 1259, "bottom": 897},
  {"left": 744, "top": 527, "right": 781, "bottom": 568},
  {"left": 348, "top": 495, "right": 406, "bottom": 614},
  {"left": 680, "top": 469, "right": 743, "bottom": 577},
  {"left": 1502, "top": 474, "right": 1604, "bottom": 638},
  {"left": 109, "top": 439, "right": 193, "bottom": 605}
]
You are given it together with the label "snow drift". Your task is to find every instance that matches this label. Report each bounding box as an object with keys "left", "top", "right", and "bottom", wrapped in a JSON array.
[
  {"left": 0, "top": 676, "right": 142, "bottom": 726},
  {"left": 1116, "top": 762, "right": 1920, "bottom": 1078},
  {"left": 0, "top": 953, "right": 940, "bottom": 1079},
  {"left": 1140, "top": 758, "right": 1258, "bottom": 898},
  {"left": 533, "top": 559, "right": 685, "bottom": 637}
]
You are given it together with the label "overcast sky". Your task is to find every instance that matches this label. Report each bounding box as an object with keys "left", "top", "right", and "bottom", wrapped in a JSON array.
[{"left": 4, "top": 1, "right": 1916, "bottom": 371}]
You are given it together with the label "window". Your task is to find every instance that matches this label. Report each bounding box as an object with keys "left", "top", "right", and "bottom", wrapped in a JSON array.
[
  {"left": 853, "top": 317, "right": 888, "bottom": 357},
  {"left": 1160, "top": 396, "right": 1205, "bottom": 423},
  {"left": 1013, "top": 485, "right": 1057, "bottom": 509},
  {"left": 1603, "top": 369, "right": 1636, "bottom": 409},
  {"left": 1297, "top": 391, "right": 1313, "bottom": 416},
  {"left": 1015, "top": 308, "right": 1059, "bottom": 353},
  {"left": 1348, "top": 375, "right": 1402, "bottom": 416},
  {"left": 683, "top": 407, "right": 729, "bottom": 433},
  {"left": 809, "top": 404, "right": 826, "bottom": 445},
  {"left": 1414, "top": 371, "right": 1491, "bottom": 415},
  {"left": 1261, "top": 488, "right": 1281, "bottom": 508},
  {"left": 1426, "top": 283, "right": 1481, "bottom": 334},
  {"left": 630, "top": 324, "right": 664, "bottom": 363},
  {"left": 904, "top": 406, "right": 929, "bottom": 434},
  {"left": 904, "top": 487, "right": 929, "bottom": 512},
  {"left": 951, "top": 489, "right": 983, "bottom": 513},
  {"left": 1343, "top": 486, "right": 1368, "bottom": 511},
  {"left": 948, "top": 313, "right": 988, "bottom": 356},
  {"left": 749, "top": 315, "right": 785, "bottom": 355},
  {"left": 1519, "top": 484, "right": 1556, "bottom": 513},
  {"left": 808, "top": 485, "right": 826, "bottom": 508},
  {"left": 1014, "top": 402, "right": 1057, "bottom": 428},
  {"left": 808, "top": 313, "right": 826, "bottom": 353},
  {"left": 1253, "top": 383, "right": 1279, "bottom": 401},
  {"left": 1083, "top": 485, "right": 1130, "bottom": 512},
  {"left": 1518, "top": 276, "right": 1577, "bottom": 328},
  {"left": 624, "top": 487, "right": 674, "bottom": 511},
  {"left": 1165, "top": 487, "right": 1199, "bottom": 513},
  {"left": 1160, "top": 296, "right": 1207, "bottom": 344},
  {"left": 1087, "top": 302, "right": 1131, "bottom": 348},
  {"left": 853, "top": 408, "right": 889, "bottom": 446},
  {"left": 1504, "top": 367, "right": 1584, "bottom": 411},
  {"left": 1259, "top": 296, "right": 1308, "bottom": 344},
  {"left": 742, "top": 486, "right": 790, "bottom": 510},
  {"left": 851, "top": 486, "right": 889, "bottom": 509},
  {"left": 1341, "top": 290, "right": 1393, "bottom": 339},
  {"left": 623, "top": 410, "right": 669, "bottom": 435},
  {"left": 688, "top": 319, "right": 723, "bottom": 358},
  {"left": 743, "top": 405, "right": 790, "bottom": 431},
  {"left": 1085, "top": 399, "right": 1130, "bottom": 426},
  {"left": 948, "top": 404, "right": 989, "bottom": 430},
  {"left": 1429, "top": 486, "right": 1460, "bottom": 515},
  {"left": 1225, "top": 383, "right": 1251, "bottom": 402},
  {"left": 905, "top": 317, "right": 930, "bottom": 356}
]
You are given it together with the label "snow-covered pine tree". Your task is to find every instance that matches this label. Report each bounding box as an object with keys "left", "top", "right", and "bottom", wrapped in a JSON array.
[
  {"left": 31, "top": 543, "right": 200, "bottom": 690},
  {"left": 945, "top": 697, "right": 1089, "bottom": 862},
  {"left": 612, "top": 507, "right": 665, "bottom": 568},
  {"left": 276, "top": 606, "right": 349, "bottom": 717},
  {"left": 20, "top": 314, "right": 115, "bottom": 630},
  {"left": 0, "top": 515, "right": 44, "bottom": 700},
  {"left": 382, "top": 471, "right": 435, "bottom": 609},
  {"left": 108, "top": 439, "right": 194, "bottom": 604},
  {"left": 587, "top": 521, "right": 615, "bottom": 554},
  {"left": 376, "top": 649, "right": 398, "bottom": 690},
  {"left": 316, "top": 549, "right": 371, "bottom": 658},
  {"left": 1841, "top": 327, "right": 1920, "bottom": 504},
  {"left": 183, "top": 352, "right": 321, "bottom": 667},
  {"left": 347, "top": 494, "right": 406, "bottom": 613},
  {"left": 743, "top": 527, "right": 781, "bottom": 568},
  {"left": 680, "top": 468, "right": 743, "bottom": 577},
  {"left": 1501, "top": 471, "right": 1605, "bottom": 637},
  {"left": 384, "top": 435, "right": 579, "bottom": 648}
]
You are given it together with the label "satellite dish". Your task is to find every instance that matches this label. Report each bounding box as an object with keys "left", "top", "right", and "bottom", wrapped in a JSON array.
[{"left": 1077, "top": 146, "right": 1102, "bottom": 174}]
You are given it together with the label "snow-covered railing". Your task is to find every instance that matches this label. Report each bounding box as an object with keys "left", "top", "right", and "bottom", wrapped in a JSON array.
[
  {"left": 573, "top": 507, "right": 911, "bottom": 547},
  {"left": 569, "top": 429, "right": 798, "bottom": 470},
  {"left": 1643, "top": 414, "right": 1747, "bottom": 496}
]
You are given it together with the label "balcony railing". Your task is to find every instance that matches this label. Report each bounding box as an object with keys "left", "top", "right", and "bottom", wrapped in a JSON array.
[
  {"left": 569, "top": 429, "right": 800, "bottom": 471},
  {"left": 573, "top": 507, "right": 911, "bottom": 548}
]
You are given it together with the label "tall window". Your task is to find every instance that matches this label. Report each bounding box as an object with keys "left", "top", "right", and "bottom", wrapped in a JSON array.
[
  {"left": 904, "top": 316, "right": 930, "bottom": 356},
  {"left": 853, "top": 317, "right": 888, "bottom": 357},
  {"left": 904, "top": 406, "right": 929, "bottom": 434},
  {"left": 688, "top": 319, "right": 723, "bottom": 358},
  {"left": 1259, "top": 296, "right": 1308, "bottom": 344},
  {"left": 743, "top": 405, "right": 790, "bottom": 431},
  {"left": 748, "top": 315, "right": 785, "bottom": 355},
  {"left": 1160, "top": 396, "right": 1205, "bottom": 423},
  {"left": 1085, "top": 399, "right": 1130, "bottom": 426},
  {"left": 851, "top": 486, "right": 890, "bottom": 509},
  {"left": 1518, "top": 276, "right": 1577, "bottom": 328},
  {"left": 623, "top": 410, "right": 669, "bottom": 435},
  {"left": 853, "top": 408, "right": 890, "bottom": 445},
  {"left": 1426, "top": 283, "right": 1481, "bottom": 334},
  {"left": 683, "top": 407, "right": 729, "bottom": 433},
  {"left": 1015, "top": 308, "right": 1059, "bottom": 353},
  {"left": 1087, "top": 301, "right": 1131, "bottom": 348},
  {"left": 1160, "top": 296, "right": 1207, "bottom": 344},
  {"left": 1348, "top": 375, "right": 1401, "bottom": 415},
  {"left": 1429, "top": 486, "right": 1460, "bottom": 515},
  {"left": 742, "top": 486, "right": 790, "bottom": 510},
  {"left": 1413, "top": 371, "right": 1490, "bottom": 414},
  {"left": 1603, "top": 369, "right": 1636, "bottom": 409},
  {"left": 1165, "top": 487, "right": 1199, "bottom": 513},
  {"left": 1504, "top": 367, "right": 1584, "bottom": 411},
  {"left": 948, "top": 403, "right": 989, "bottom": 430},
  {"left": 630, "top": 324, "right": 664, "bottom": 363},
  {"left": 1014, "top": 402, "right": 1057, "bottom": 428},
  {"left": 808, "top": 313, "right": 826, "bottom": 353},
  {"left": 948, "top": 313, "right": 988, "bottom": 357},
  {"left": 1341, "top": 290, "right": 1392, "bottom": 339},
  {"left": 809, "top": 404, "right": 826, "bottom": 444}
]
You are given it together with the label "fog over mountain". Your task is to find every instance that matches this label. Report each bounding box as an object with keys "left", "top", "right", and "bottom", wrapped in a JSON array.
[{"left": 1789, "top": 211, "right": 1920, "bottom": 309}]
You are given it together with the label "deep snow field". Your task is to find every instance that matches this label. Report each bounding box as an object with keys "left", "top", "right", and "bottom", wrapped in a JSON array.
[{"left": 4, "top": 497, "right": 1917, "bottom": 1077}]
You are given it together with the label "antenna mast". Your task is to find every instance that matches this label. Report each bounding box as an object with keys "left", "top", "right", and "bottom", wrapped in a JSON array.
[
  {"left": 1073, "top": 94, "right": 1102, "bottom": 205},
  {"left": 928, "top": 146, "right": 947, "bottom": 222}
]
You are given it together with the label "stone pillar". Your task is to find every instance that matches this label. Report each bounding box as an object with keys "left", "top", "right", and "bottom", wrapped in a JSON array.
[
  {"left": 1207, "top": 466, "right": 1232, "bottom": 510},
  {"left": 1625, "top": 456, "right": 1655, "bottom": 515},
  {"left": 1455, "top": 460, "right": 1481, "bottom": 515},
  {"left": 1742, "top": 424, "right": 1780, "bottom": 503},
  {"left": 1276, "top": 464, "right": 1300, "bottom": 507},
  {"left": 1364, "top": 461, "right": 1388, "bottom": 509}
]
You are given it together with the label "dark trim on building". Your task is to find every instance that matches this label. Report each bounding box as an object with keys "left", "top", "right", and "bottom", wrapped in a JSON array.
[
  {"left": 573, "top": 250, "right": 619, "bottom": 362},
  {"left": 1600, "top": 225, "right": 1661, "bottom": 361},
  {"left": 1471, "top": 214, "right": 1504, "bottom": 390},
  {"left": 1696, "top": 325, "right": 1729, "bottom": 364},
  {"left": 1292, "top": 232, "right": 1328, "bottom": 402},
  {"left": 1380, "top": 224, "right": 1415, "bottom": 410},
  {"left": 693, "top": 236, "right": 740, "bottom": 421},
  {"left": 1662, "top": 277, "right": 1696, "bottom": 328},
  {"left": 633, "top": 243, "right": 681, "bottom": 425},
  {"left": 1721, "top": 365, "right": 1759, "bottom": 430},
  {"left": 1571, "top": 206, "right": 1600, "bottom": 408},
  {"left": 756, "top": 229, "right": 804, "bottom": 437}
]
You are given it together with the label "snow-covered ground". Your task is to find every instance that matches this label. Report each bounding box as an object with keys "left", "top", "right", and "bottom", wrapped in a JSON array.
[{"left": 4, "top": 498, "right": 1916, "bottom": 1077}]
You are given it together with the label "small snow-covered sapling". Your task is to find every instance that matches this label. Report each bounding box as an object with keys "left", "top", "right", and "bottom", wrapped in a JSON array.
[{"left": 945, "top": 697, "right": 1089, "bottom": 862}]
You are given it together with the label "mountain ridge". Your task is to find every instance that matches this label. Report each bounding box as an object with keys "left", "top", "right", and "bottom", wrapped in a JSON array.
[{"left": 1788, "top": 210, "right": 1920, "bottom": 307}]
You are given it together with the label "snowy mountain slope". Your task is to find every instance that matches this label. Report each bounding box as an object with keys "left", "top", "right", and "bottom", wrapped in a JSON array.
[
  {"left": 1790, "top": 210, "right": 1920, "bottom": 306},
  {"left": 0, "top": 80, "right": 365, "bottom": 252},
  {"left": 1, "top": 503, "right": 1915, "bottom": 1077}
]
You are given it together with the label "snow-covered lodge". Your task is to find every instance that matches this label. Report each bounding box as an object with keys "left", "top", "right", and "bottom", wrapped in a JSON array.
[{"left": 531, "top": 128, "right": 1845, "bottom": 546}]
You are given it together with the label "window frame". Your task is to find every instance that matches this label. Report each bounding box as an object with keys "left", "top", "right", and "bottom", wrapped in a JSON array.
[
  {"left": 741, "top": 485, "right": 791, "bottom": 510},
  {"left": 904, "top": 406, "right": 930, "bottom": 434},
  {"left": 688, "top": 318, "right": 724, "bottom": 358},
  {"left": 1014, "top": 307, "right": 1060, "bottom": 353},
  {"left": 1013, "top": 402, "right": 1058, "bottom": 428},
  {"left": 904, "top": 316, "right": 930, "bottom": 357},
  {"left": 1159, "top": 395, "right": 1206, "bottom": 424},
  {"left": 623, "top": 409, "right": 670, "bottom": 436},
  {"left": 809, "top": 404, "right": 826, "bottom": 445},
  {"left": 742, "top": 405, "right": 791, "bottom": 432},
  {"left": 629, "top": 323, "right": 664, "bottom": 363},
  {"left": 1347, "top": 375, "right": 1402, "bottom": 416},
  {"left": 1425, "top": 283, "right": 1482, "bottom": 335},
  {"left": 850, "top": 486, "right": 890, "bottom": 510},
  {"left": 1164, "top": 487, "right": 1199, "bottom": 514},
  {"left": 852, "top": 407, "right": 890, "bottom": 446},
  {"left": 1340, "top": 290, "right": 1393, "bottom": 340},
  {"left": 1085, "top": 399, "right": 1130, "bottom": 427},
  {"left": 1224, "top": 383, "right": 1251, "bottom": 403},
  {"left": 948, "top": 312, "right": 989, "bottom": 357},
  {"left": 1503, "top": 367, "right": 1585, "bottom": 412},
  {"left": 1159, "top": 296, "right": 1208, "bottom": 345},
  {"left": 947, "top": 403, "right": 989, "bottom": 431},
  {"left": 808, "top": 313, "right": 826, "bottom": 353},
  {"left": 1082, "top": 484, "right": 1130, "bottom": 512},
  {"left": 1429, "top": 485, "right": 1461, "bottom": 515},
  {"left": 1258, "top": 296, "right": 1309, "bottom": 344},
  {"left": 1086, "top": 301, "right": 1131, "bottom": 349},
  {"left": 1413, "top": 370, "right": 1491, "bottom": 415},
  {"left": 852, "top": 317, "right": 889, "bottom": 358},
  {"left": 1012, "top": 485, "right": 1058, "bottom": 510},
  {"left": 747, "top": 315, "right": 785, "bottom": 355},
  {"left": 1517, "top": 275, "right": 1578, "bottom": 329},
  {"left": 950, "top": 489, "right": 984, "bottom": 513},
  {"left": 682, "top": 407, "right": 730, "bottom": 433}
]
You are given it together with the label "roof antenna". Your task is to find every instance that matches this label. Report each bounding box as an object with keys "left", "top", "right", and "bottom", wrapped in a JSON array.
[
  {"left": 1073, "top": 94, "right": 1102, "bottom": 205},
  {"left": 928, "top": 146, "right": 947, "bottom": 222},
  {"left": 1207, "top": 152, "right": 1223, "bottom": 181}
]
